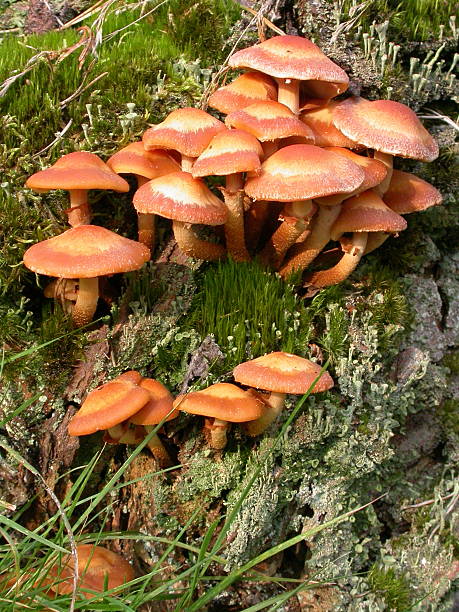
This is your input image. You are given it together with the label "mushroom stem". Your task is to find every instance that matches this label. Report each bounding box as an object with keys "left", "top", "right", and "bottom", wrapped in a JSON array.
[
  {"left": 181, "top": 155, "right": 195, "bottom": 173},
  {"left": 206, "top": 418, "right": 230, "bottom": 449},
  {"left": 244, "top": 201, "right": 272, "bottom": 252},
  {"left": 275, "top": 77, "right": 300, "bottom": 115},
  {"left": 144, "top": 426, "right": 172, "bottom": 466},
  {"left": 373, "top": 152, "right": 393, "bottom": 196},
  {"left": 172, "top": 220, "right": 226, "bottom": 261},
  {"left": 135, "top": 176, "right": 155, "bottom": 252},
  {"left": 280, "top": 203, "right": 343, "bottom": 278},
  {"left": 262, "top": 140, "right": 279, "bottom": 158},
  {"left": 261, "top": 199, "right": 317, "bottom": 269},
  {"left": 137, "top": 213, "right": 156, "bottom": 252},
  {"left": 305, "top": 232, "right": 368, "bottom": 288},
  {"left": 68, "top": 189, "right": 91, "bottom": 227},
  {"left": 364, "top": 231, "right": 390, "bottom": 255},
  {"left": 72, "top": 277, "right": 99, "bottom": 327},
  {"left": 244, "top": 392, "right": 286, "bottom": 436},
  {"left": 221, "top": 175, "right": 251, "bottom": 262}
]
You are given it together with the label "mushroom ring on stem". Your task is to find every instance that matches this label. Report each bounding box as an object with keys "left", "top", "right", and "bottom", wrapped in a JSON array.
[
  {"left": 233, "top": 351, "right": 334, "bottom": 436},
  {"left": 23, "top": 225, "right": 150, "bottom": 327}
]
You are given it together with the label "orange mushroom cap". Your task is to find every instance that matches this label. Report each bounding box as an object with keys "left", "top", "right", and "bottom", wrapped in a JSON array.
[
  {"left": 133, "top": 171, "right": 228, "bottom": 225},
  {"left": 225, "top": 100, "right": 314, "bottom": 142},
  {"left": 26, "top": 152, "right": 130, "bottom": 193},
  {"left": 192, "top": 129, "right": 264, "bottom": 177},
  {"left": 323, "top": 147, "right": 388, "bottom": 193},
  {"left": 142, "top": 107, "right": 226, "bottom": 157},
  {"left": 174, "top": 383, "right": 265, "bottom": 422},
  {"left": 300, "top": 102, "right": 361, "bottom": 149},
  {"left": 233, "top": 351, "right": 334, "bottom": 394},
  {"left": 330, "top": 190, "right": 408, "bottom": 240},
  {"left": 68, "top": 371, "right": 152, "bottom": 436},
  {"left": 208, "top": 71, "right": 278, "bottom": 114},
  {"left": 332, "top": 97, "right": 439, "bottom": 161},
  {"left": 23, "top": 225, "right": 150, "bottom": 279},
  {"left": 383, "top": 169, "right": 443, "bottom": 214},
  {"left": 228, "top": 35, "right": 349, "bottom": 99},
  {"left": 244, "top": 144, "right": 364, "bottom": 202},
  {"left": 130, "top": 378, "right": 178, "bottom": 425},
  {"left": 51, "top": 544, "right": 134, "bottom": 597},
  {"left": 106, "top": 142, "right": 180, "bottom": 179}
]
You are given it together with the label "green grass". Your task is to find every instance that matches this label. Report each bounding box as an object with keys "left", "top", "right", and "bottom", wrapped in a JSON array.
[
  {"left": 188, "top": 259, "right": 315, "bottom": 372},
  {"left": 0, "top": 0, "right": 240, "bottom": 153},
  {"left": 342, "top": 0, "right": 457, "bottom": 41}
]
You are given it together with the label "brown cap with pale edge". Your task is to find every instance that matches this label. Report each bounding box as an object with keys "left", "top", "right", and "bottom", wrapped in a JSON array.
[
  {"left": 323, "top": 147, "right": 388, "bottom": 192},
  {"left": 330, "top": 189, "right": 407, "bottom": 240},
  {"left": 142, "top": 107, "right": 226, "bottom": 157},
  {"left": 106, "top": 142, "right": 180, "bottom": 179},
  {"left": 51, "top": 544, "right": 134, "bottom": 596},
  {"left": 208, "top": 71, "right": 278, "bottom": 114},
  {"left": 23, "top": 225, "right": 150, "bottom": 279},
  {"left": 26, "top": 152, "right": 130, "bottom": 193},
  {"left": 225, "top": 100, "right": 314, "bottom": 142},
  {"left": 300, "top": 102, "right": 361, "bottom": 148},
  {"left": 130, "top": 378, "right": 178, "bottom": 425},
  {"left": 383, "top": 169, "right": 443, "bottom": 214},
  {"left": 228, "top": 35, "right": 349, "bottom": 98},
  {"left": 192, "top": 129, "right": 264, "bottom": 177},
  {"left": 244, "top": 144, "right": 364, "bottom": 202},
  {"left": 233, "top": 351, "right": 334, "bottom": 394},
  {"left": 133, "top": 171, "right": 227, "bottom": 225},
  {"left": 332, "top": 97, "right": 439, "bottom": 161},
  {"left": 67, "top": 372, "right": 151, "bottom": 436},
  {"left": 174, "top": 383, "right": 265, "bottom": 422}
]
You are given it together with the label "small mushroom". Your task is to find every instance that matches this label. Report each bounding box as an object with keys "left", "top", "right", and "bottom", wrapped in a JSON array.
[
  {"left": 174, "top": 383, "right": 265, "bottom": 449},
  {"left": 142, "top": 107, "right": 225, "bottom": 172},
  {"left": 69, "top": 371, "right": 177, "bottom": 465},
  {"left": 305, "top": 190, "right": 407, "bottom": 288},
  {"left": 245, "top": 145, "right": 364, "bottom": 268},
  {"left": 106, "top": 142, "right": 180, "bottom": 250},
  {"left": 50, "top": 544, "right": 134, "bottom": 598},
  {"left": 26, "top": 152, "right": 129, "bottom": 227},
  {"left": 332, "top": 97, "right": 439, "bottom": 195},
  {"left": 133, "top": 171, "right": 228, "bottom": 261},
  {"left": 228, "top": 35, "right": 349, "bottom": 115},
  {"left": 280, "top": 148, "right": 387, "bottom": 278},
  {"left": 192, "top": 129, "right": 265, "bottom": 261},
  {"left": 208, "top": 71, "right": 277, "bottom": 115},
  {"left": 23, "top": 225, "right": 150, "bottom": 327},
  {"left": 233, "top": 351, "right": 334, "bottom": 436}
]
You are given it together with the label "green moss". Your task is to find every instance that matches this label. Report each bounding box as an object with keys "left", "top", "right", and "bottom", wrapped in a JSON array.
[
  {"left": 442, "top": 351, "right": 459, "bottom": 374},
  {"left": 188, "top": 259, "right": 315, "bottom": 373},
  {"left": 367, "top": 564, "right": 411, "bottom": 611}
]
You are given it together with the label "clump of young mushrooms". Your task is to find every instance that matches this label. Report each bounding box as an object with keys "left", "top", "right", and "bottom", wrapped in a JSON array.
[{"left": 23, "top": 33, "right": 440, "bottom": 319}]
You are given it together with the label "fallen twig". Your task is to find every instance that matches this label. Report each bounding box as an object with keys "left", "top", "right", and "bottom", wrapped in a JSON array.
[{"left": 33, "top": 119, "right": 74, "bottom": 157}]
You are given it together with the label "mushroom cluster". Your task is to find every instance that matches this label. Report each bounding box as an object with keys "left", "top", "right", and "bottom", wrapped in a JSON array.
[
  {"left": 69, "top": 352, "right": 334, "bottom": 452},
  {"left": 23, "top": 34, "right": 442, "bottom": 327}
]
